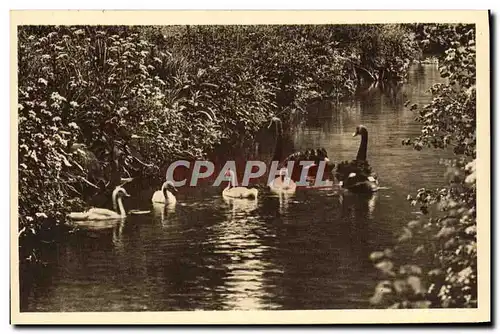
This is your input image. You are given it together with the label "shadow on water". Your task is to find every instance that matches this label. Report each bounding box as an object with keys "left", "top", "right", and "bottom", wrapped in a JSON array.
[{"left": 21, "top": 64, "right": 452, "bottom": 312}]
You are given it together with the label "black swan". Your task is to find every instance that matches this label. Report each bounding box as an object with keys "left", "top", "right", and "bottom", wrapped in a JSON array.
[
  {"left": 335, "top": 125, "right": 379, "bottom": 193},
  {"left": 269, "top": 117, "right": 335, "bottom": 182}
]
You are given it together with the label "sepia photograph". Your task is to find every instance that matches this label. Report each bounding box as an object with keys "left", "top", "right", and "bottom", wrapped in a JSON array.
[{"left": 10, "top": 10, "right": 490, "bottom": 325}]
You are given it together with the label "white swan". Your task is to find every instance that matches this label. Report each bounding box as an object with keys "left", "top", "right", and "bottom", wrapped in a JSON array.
[
  {"left": 151, "top": 180, "right": 177, "bottom": 205},
  {"left": 67, "top": 186, "right": 130, "bottom": 221},
  {"left": 268, "top": 168, "right": 297, "bottom": 194},
  {"left": 222, "top": 170, "right": 258, "bottom": 199}
]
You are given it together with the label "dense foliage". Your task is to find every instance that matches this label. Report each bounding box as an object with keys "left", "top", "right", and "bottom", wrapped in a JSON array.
[
  {"left": 332, "top": 24, "right": 419, "bottom": 83},
  {"left": 18, "top": 25, "right": 418, "bottom": 265},
  {"left": 403, "top": 24, "right": 476, "bottom": 156},
  {"left": 370, "top": 24, "right": 477, "bottom": 308}
]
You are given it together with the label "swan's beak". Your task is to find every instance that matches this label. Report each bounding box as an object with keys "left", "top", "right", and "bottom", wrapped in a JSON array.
[{"left": 352, "top": 132, "right": 358, "bottom": 137}]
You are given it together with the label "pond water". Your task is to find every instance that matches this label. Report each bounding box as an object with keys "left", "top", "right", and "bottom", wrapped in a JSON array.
[{"left": 21, "top": 63, "right": 450, "bottom": 312}]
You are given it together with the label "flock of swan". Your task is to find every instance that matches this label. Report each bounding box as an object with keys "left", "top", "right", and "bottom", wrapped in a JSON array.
[{"left": 67, "top": 119, "right": 379, "bottom": 227}]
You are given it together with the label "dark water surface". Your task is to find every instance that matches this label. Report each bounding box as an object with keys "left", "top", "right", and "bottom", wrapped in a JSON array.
[{"left": 21, "top": 64, "right": 450, "bottom": 312}]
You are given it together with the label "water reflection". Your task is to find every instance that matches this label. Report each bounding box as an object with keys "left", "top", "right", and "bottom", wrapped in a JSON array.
[
  {"left": 111, "top": 221, "right": 125, "bottom": 253},
  {"left": 209, "top": 199, "right": 270, "bottom": 310},
  {"left": 151, "top": 202, "right": 176, "bottom": 227},
  {"left": 339, "top": 192, "right": 378, "bottom": 219},
  {"left": 222, "top": 195, "right": 259, "bottom": 216}
]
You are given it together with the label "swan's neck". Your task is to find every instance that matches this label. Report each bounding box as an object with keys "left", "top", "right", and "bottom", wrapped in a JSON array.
[
  {"left": 112, "top": 190, "right": 118, "bottom": 212},
  {"left": 165, "top": 190, "right": 175, "bottom": 203},
  {"left": 226, "top": 174, "right": 236, "bottom": 189},
  {"left": 165, "top": 191, "right": 171, "bottom": 203},
  {"left": 116, "top": 196, "right": 126, "bottom": 217},
  {"left": 356, "top": 132, "right": 368, "bottom": 161},
  {"left": 272, "top": 122, "right": 283, "bottom": 162}
]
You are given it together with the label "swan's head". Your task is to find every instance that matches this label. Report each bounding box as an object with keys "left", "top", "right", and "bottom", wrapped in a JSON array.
[
  {"left": 353, "top": 125, "right": 368, "bottom": 137},
  {"left": 268, "top": 117, "right": 283, "bottom": 135},
  {"left": 268, "top": 116, "right": 282, "bottom": 127},
  {"left": 224, "top": 169, "right": 237, "bottom": 181},
  {"left": 162, "top": 181, "right": 178, "bottom": 193},
  {"left": 278, "top": 167, "right": 291, "bottom": 181},
  {"left": 113, "top": 186, "right": 131, "bottom": 198},
  {"left": 278, "top": 168, "right": 288, "bottom": 176}
]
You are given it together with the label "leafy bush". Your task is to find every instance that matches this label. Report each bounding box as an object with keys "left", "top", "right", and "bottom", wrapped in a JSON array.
[
  {"left": 403, "top": 24, "right": 476, "bottom": 157},
  {"left": 370, "top": 159, "right": 476, "bottom": 308},
  {"left": 370, "top": 24, "right": 477, "bottom": 309},
  {"left": 332, "top": 24, "right": 420, "bottom": 83},
  {"left": 18, "top": 26, "right": 209, "bottom": 263}
]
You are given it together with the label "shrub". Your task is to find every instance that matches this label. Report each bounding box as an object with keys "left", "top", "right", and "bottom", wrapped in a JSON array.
[{"left": 371, "top": 24, "right": 477, "bottom": 308}]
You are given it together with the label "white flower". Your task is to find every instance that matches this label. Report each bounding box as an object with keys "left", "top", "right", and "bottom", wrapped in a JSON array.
[
  {"left": 38, "top": 78, "right": 48, "bottom": 86},
  {"left": 51, "top": 92, "right": 67, "bottom": 102}
]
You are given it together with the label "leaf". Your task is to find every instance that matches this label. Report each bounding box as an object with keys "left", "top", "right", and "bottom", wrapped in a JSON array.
[
  {"left": 399, "top": 264, "right": 423, "bottom": 276},
  {"left": 61, "top": 155, "right": 72, "bottom": 167},
  {"left": 413, "top": 245, "right": 425, "bottom": 255},
  {"left": 407, "top": 220, "right": 421, "bottom": 229},
  {"left": 383, "top": 248, "right": 394, "bottom": 258},
  {"left": 428, "top": 269, "right": 442, "bottom": 277},
  {"left": 369, "top": 251, "right": 385, "bottom": 262},
  {"left": 436, "top": 226, "right": 455, "bottom": 239},
  {"left": 388, "top": 302, "right": 401, "bottom": 309},
  {"left": 370, "top": 281, "right": 393, "bottom": 305},
  {"left": 411, "top": 300, "right": 431, "bottom": 308},
  {"left": 375, "top": 260, "right": 395, "bottom": 276},
  {"left": 407, "top": 275, "right": 426, "bottom": 295},
  {"left": 398, "top": 227, "right": 413, "bottom": 242},
  {"left": 393, "top": 279, "right": 410, "bottom": 294}
]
